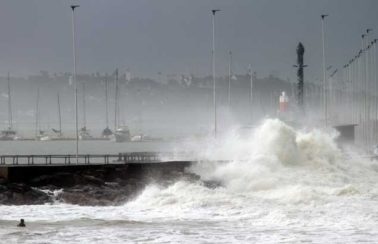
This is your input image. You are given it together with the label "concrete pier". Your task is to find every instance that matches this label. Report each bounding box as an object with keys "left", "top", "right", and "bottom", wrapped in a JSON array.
[{"left": 0, "top": 152, "right": 192, "bottom": 182}]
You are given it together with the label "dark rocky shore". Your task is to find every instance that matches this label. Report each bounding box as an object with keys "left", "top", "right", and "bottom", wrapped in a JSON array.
[{"left": 0, "top": 163, "right": 195, "bottom": 205}]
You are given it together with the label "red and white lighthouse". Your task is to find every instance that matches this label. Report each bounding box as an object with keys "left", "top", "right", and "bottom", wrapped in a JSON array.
[{"left": 279, "top": 91, "right": 289, "bottom": 112}]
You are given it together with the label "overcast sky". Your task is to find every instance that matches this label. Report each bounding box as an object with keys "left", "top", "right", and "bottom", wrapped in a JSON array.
[{"left": 0, "top": 0, "right": 377, "bottom": 82}]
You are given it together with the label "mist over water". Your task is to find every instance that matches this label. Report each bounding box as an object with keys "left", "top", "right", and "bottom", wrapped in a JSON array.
[{"left": 1, "top": 119, "right": 378, "bottom": 243}]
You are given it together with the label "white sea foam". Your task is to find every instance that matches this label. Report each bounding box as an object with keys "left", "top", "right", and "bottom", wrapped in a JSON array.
[
  {"left": 1, "top": 119, "right": 378, "bottom": 243},
  {"left": 121, "top": 119, "right": 378, "bottom": 238},
  {"left": 181, "top": 119, "right": 350, "bottom": 199}
]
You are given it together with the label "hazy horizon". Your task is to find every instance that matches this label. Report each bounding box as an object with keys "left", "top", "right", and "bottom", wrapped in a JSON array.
[{"left": 0, "top": 0, "right": 377, "bottom": 82}]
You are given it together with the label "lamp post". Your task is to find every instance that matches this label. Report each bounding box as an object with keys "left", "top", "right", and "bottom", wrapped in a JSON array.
[
  {"left": 365, "top": 29, "right": 372, "bottom": 148},
  {"left": 321, "top": 14, "right": 329, "bottom": 127},
  {"left": 373, "top": 39, "right": 378, "bottom": 145},
  {"left": 361, "top": 33, "right": 368, "bottom": 149},
  {"left": 228, "top": 50, "right": 232, "bottom": 108},
  {"left": 211, "top": 9, "right": 220, "bottom": 137},
  {"left": 70, "top": 5, "right": 79, "bottom": 163},
  {"left": 358, "top": 49, "right": 363, "bottom": 128},
  {"left": 248, "top": 64, "right": 253, "bottom": 123}
]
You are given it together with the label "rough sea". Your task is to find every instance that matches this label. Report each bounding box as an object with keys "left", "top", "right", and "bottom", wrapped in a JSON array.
[{"left": 1, "top": 119, "right": 378, "bottom": 243}]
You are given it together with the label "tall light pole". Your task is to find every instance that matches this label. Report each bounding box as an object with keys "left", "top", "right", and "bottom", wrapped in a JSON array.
[
  {"left": 114, "top": 68, "right": 119, "bottom": 131},
  {"left": 71, "top": 5, "right": 79, "bottom": 163},
  {"left": 361, "top": 33, "right": 367, "bottom": 149},
  {"left": 366, "top": 29, "right": 373, "bottom": 147},
  {"left": 373, "top": 39, "right": 378, "bottom": 145},
  {"left": 358, "top": 49, "right": 363, "bottom": 127},
  {"left": 248, "top": 64, "right": 254, "bottom": 123},
  {"left": 321, "top": 14, "right": 328, "bottom": 127},
  {"left": 365, "top": 29, "right": 372, "bottom": 139},
  {"left": 228, "top": 50, "right": 232, "bottom": 108},
  {"left": 211, "top": 9, "right": 220, "bottom": 137},
  {"left": 354, "top": 54, "right": 359, "bottom": 124}
]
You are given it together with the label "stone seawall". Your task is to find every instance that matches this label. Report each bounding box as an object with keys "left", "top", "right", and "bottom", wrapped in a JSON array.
[{"left": 0, "top": 161, "right": 193, "bottom": 205}]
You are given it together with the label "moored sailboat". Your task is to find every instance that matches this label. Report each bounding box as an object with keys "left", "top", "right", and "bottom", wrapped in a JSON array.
[
  {"left": 34, "top": 88, "right": 51, "bottom": 141},
  {"left": 112, "top": 69, "right": 130, "bottom": 142},
  {"left": 1, "top": 73, "right": 18, "bottom": 140},
  {"left": 51, "top": 93, "right": 66, "bottom": 140},
  {"left": 102, "top": 76, "right": 112, "bottom": 138},
  {"left": 79, "top": 82, "right": 93, "bottom": 140}
]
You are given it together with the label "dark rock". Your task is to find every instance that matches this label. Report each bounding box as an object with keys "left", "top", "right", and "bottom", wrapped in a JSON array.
[
  {"left": 0, "top": 183, "right": 51, "bottom": 205},
  {"left": 7, "top": 183, "right": 31, "bottom": 193},
  {"left": 31, "top": 172, "right": 76, "bottom": 187},
  {"left": 0, "top": 178, "right": 7, "bottom": 184},
  {"left": 0, "top": 184, "right": 7, "bottom": 191},
  {"left": 81, "top": 175, "right": 105, "bottom": 186},
  {"left": 1, "top": 163, "right": 194, "bottom": 205}
]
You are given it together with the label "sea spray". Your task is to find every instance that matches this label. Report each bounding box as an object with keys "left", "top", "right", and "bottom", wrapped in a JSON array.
[
  {"left": 129, "top": 118, "right": 378, "bottom": 209},
  {"left": 187, "top": 119, "right": 343, "bottom": 196},
  {"left": 1, "top": 119, "right": 378, "bottom": 242}
]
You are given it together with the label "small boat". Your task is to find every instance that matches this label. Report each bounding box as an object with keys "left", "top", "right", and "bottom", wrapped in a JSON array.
[
  {"left": 131, "top": 134, "right": 143, "bottom": 142},
  {"left": 102, "top": 127, "right": 113, "bottom": 138},
  {"left": 34, "top": 88, "right": 51, "bottom": 141},
  {"left": 79, "top": 83, "right": 94, "bottom": 140},
  {"left": 101, "top": 77, "right": 112, "bottom": 138},
  {"left": 114, "top": 126, "right": 130, "bottom": 142},
  {"left": 36, "top": 130, "right": 50, "bottom": 141},
  {"left": 79, "top": 126, "right": 93, "bottom": 140},
  {"left": 112, "top": 69, "right": 131, "bottom": 143},
  {"left": 1, "top": 73, "right": 17, "bottom": 141},
  {"left": 130, "top": 134, "right": 156, "bottom": 142},
  {"left": 50, "top": 128, "right": 67, "bottom": 140},
  {"left": 0, "top": 128, "right": 17, "bottom": 141},
  {"left": 53, "top": 93, "right": 63, "bottom": 139}
]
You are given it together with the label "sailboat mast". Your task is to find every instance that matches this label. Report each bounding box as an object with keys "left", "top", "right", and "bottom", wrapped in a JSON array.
[
  {"left": 7, "top": 72, "right": 13, "bottom": 129},
  {"left": 57, "top": 93, "right": 62, "bottom": 136},
  {"left": 35, "top": 88, "right": 40, "bottom": 138},
  {"left": 82, "top": 82, "right": 86, "bottom": 128},
  {"left": 105, "top": 77, "right": 109, "bottom": 128},
  {"left": 228, "top": 51, "right": 232, "bottom": 107},
  {"left": 114, "top": 68, "right": 119, "bottom": 130}
]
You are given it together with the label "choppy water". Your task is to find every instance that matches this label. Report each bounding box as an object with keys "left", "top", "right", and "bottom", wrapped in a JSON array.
[{"left": 1, "top": 119, "right": 378, "bottom": 243}]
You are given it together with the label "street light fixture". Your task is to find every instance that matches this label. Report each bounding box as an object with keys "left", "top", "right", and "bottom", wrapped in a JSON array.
[
  {"left": 211, "top": 9, "right": 220, "bottom": 137},
  {"left": 70, "top": 5, "right": 79, "bottom": 163},
  {"left": 228, "top": 50, "right": 232, "bottom": 108},
  {"left": 321, "top": 14, "right": 329, "bottom": 126}
]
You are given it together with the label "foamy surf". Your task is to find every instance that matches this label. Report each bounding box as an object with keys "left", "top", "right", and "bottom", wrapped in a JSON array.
[
  {"left": 1, "top": 119, "right": 378, "bottom": 243},
  {"left": 122, "top": 119, "right": 378, "bottom": 229}
]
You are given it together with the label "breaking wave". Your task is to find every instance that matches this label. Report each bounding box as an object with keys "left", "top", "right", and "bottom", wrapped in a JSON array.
[
  {"left": 126, "top": 119, "right": 378, "bottom": 212},
  {"left": 2, "top": 119, "right": 378, "bottom": 243}
]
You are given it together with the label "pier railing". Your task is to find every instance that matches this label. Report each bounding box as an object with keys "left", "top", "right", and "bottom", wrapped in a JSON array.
[{"left": 0, "top": 152, "right": 189, "bottom": 166}]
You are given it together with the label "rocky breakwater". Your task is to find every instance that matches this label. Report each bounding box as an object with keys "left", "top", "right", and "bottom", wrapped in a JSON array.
[{"left": 0, "top": 162, "right": 192, "bottom": 205}]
